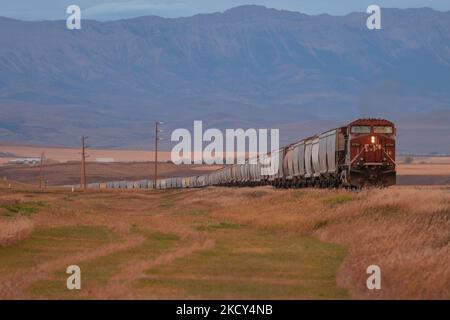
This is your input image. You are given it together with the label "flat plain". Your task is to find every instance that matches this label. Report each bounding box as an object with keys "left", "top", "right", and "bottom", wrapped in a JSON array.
[
  {"left": 0, "top": 181, "right": 449, "bottom": 299},
  {"left": 1, "top": 145, "right": 449, "bottom": 299}
]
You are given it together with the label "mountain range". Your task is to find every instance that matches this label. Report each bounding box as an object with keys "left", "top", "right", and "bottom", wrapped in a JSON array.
[{"left": 1, "top": 5, "right": 450, "bottom": 153}]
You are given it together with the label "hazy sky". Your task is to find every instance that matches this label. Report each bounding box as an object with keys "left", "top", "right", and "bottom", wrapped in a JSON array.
[{"left": 1, "top": 0, "right": 449, "bottom": 20}]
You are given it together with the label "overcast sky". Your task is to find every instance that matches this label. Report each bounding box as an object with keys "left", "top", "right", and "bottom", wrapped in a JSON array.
[{"left": 1, "top": 0, "right": 450, "bottom": 20}]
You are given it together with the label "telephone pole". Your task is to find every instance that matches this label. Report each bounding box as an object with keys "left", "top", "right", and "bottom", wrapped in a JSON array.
[
  {"left": 154, "top": 121, "right": 163, "bottom": 189},
  {"left": 39, "top": 151, "right": 45, "bottom": 190},
  {"left": 80, "top": 136, "right": 88, "bottom": 191}
]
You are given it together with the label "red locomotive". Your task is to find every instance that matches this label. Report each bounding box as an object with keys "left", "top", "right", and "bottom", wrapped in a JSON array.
[
  {"left": 274, "top": 118, "right": 397, "bottom": 188},
  {"left": 344, "top": 119, "right": 396, "bottom": 188}
]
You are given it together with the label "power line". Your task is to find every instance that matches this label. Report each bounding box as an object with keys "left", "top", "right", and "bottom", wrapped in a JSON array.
[
  {"left": 80, "top": 136, "right": 89, "bottom": 191},
  {"left": 154, "top": 121, "right": 163, "bottom": 189},
  {"left": 39, "top": 150, "right": 45, "bottom": 190}
]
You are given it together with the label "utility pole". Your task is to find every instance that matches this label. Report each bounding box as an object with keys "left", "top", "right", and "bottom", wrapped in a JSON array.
[
  {"left": 39, "top": 151, "right": 45, "bottom": 190},
  {"left": 80, "top": 136, "right": 88, "bottom": 191},
  {"left": 154, "top": 121, "right": 163, "bottom": 189}
]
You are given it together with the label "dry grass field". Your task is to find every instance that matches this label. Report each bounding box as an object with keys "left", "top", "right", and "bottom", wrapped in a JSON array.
[
  {"left": 398, "top": 156, "right": 450, "bottom": 164},
  {"left": 0, "top": 181, "right": 448, "bottom": 300},
  {"left": 0, "top": 162, "right": 221, "bottom": 186},
  {"left": 0, "top": 143, "right": 172, "bottom": 164},
  {"left": 397, "top": 163, "right": 450, "bottom": 175},
  {"left": 396, "top": 162, "right": 450, "bottom": 185}
]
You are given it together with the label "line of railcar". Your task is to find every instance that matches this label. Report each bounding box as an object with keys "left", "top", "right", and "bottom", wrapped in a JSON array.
[{"left": 85, "top": 119, "right": 396, "bottom": 190}]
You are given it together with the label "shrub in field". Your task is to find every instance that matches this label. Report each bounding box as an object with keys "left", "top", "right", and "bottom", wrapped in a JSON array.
[
  {"left": 244, "top": 190, "right": 268, "bottom": 198},
  {"left": 197, "top": 222, "right": 243, "bottom": 231},
  {"left": 322, "top": 194, "right": 354, "bottom": 206},
  {"left": 0, "top": 201, "right": 45, "bottom": 217},
  {"left": 404, "top": 155, "right": 414, "bottom": 164}
]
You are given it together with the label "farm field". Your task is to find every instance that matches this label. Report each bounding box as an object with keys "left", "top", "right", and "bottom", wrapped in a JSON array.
[
  {"left": 1, "top": 161, "right": 450, "bottom": 187},
  {"left": 0, "top": 143, "right": 172, "bottom": 165},
  {"left": 396, "top": 163, "right": 450, "bottom": 185},
  {"left": 0, "top": 161, "right": 221, "bottom": 186},
  {"left": 0, "top": 181, "right": 449, "bottom": 299},
  {"left": 397, "top": 163, "right": 450, "bottom": 175}
]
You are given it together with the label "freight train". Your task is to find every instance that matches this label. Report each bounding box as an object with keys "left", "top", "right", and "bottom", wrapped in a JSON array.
[{"left": 87, "top": 119, "right": 396, "bottom": 190}]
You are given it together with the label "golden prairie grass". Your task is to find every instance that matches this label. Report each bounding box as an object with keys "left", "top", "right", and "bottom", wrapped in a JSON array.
[
  {"left": 206, "top": 186, "right": 450, "bottom": 299},
  {"left": 0, "top": 218, "right": 34, "bottom": 247},
  {"left": 397, "top": 163, "right": 450, "bottom": 175}
]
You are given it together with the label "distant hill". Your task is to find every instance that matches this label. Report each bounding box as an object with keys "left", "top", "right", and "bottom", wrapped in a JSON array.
[{"left": 0, "top": 5, "right": 449, "bottom": 153}]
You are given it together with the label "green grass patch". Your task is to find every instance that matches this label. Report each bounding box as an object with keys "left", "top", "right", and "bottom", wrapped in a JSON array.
[
  {"left": 78, "top": 230, "right": 178, "bottom": 286},
  {"left": 244, "top": 190, "right": 268, "bottom": 198},
  {"left": 1, "top": 201, "right": 47, "bottom": 217},
  {"left": 0, "top": 225, "right": 117, "bottom": 279},
  {"left": 313, "top": 219, "right": 330, "bottom": 230},
  {"left": 175, "top": 209, "right": 208, "bottom": 216},
  {"left": 159, "top": 197, "right": 176, "bottom": 209},
  {"left": 197, "top": 222, "right": 244, "bottom": 232},
  {"left": 28, "top": 230, "right": 179, "bottom": 299},
  {"left": 139, "top": 232, "right": 348, "bottom": 299},
  {"left": 322, "top": 194, "right": 354, "bottom": 206},
  {"left": 363, "top": 203, "right": 404, "bottom": 218}
]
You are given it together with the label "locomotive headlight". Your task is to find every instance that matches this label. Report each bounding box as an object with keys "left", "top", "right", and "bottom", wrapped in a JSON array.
[{"left": 371, "top": 136, "right": 375, "bottom": 144}]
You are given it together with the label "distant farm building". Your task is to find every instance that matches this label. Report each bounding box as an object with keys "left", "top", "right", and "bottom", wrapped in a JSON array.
[{"left": 8, "top": 157, "right": 41, "bottom": 165}]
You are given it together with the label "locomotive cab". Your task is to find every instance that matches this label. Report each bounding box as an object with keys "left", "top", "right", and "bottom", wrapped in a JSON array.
[{"left": 345, "top": 119, "right": 396, "bottom": 188}]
